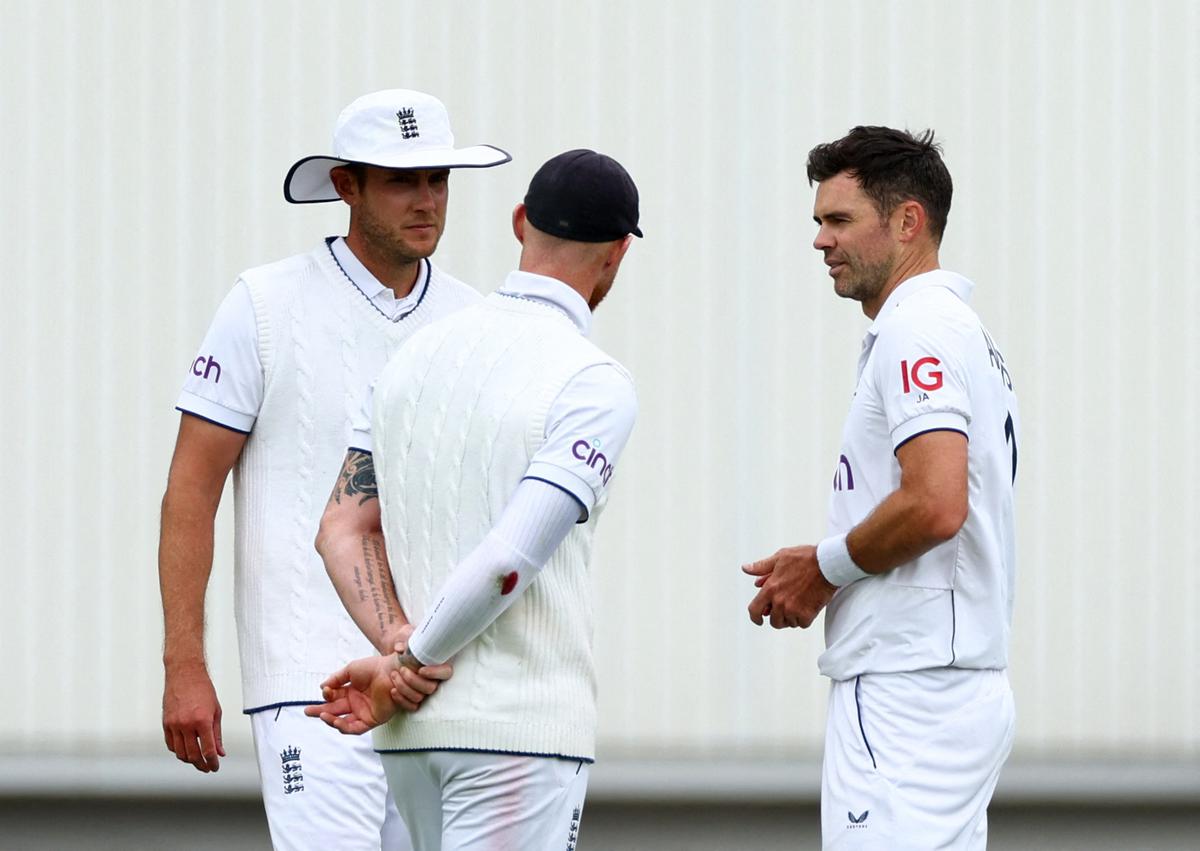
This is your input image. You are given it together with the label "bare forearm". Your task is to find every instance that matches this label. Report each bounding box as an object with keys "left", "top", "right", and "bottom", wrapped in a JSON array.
[
  {"left": 321, "top": 531, "right": 408, "bottom": 653},
  {"left": 159, "top": 488, "right": 217, "bottom": 667},
  {"left": 846, "top": 488, "right": 959, "bottom": 575},
  {"left": 318, "top": 449, "right": 410, "bottom": 652},
  {"left": 843, "top": 431, "right": 969, "bottom": 576}
]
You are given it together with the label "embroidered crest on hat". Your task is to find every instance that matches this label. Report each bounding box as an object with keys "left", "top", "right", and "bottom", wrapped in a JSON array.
[
  {"left": 282, "top": 89, "right": 510, "bottom": 204},
  {"left": 396, "top": 107, "right": 419, "bottom": 139}
]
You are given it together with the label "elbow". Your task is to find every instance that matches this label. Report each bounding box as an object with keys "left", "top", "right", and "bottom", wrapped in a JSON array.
[
  {"left": 924, "top": 499, "right": 968, "bottom": 544},
  {"left": 314, "top": 508, "right": 338, "bottom": 561}
]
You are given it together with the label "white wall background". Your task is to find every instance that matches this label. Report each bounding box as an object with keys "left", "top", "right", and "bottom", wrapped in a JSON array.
[{"left": 1, "top": 0, "right": 1197, "bottom": 777}]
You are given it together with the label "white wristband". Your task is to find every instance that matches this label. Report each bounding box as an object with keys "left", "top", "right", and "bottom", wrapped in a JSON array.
[{"left": 816, "top": 533, "right": 871, "bottom": 587}]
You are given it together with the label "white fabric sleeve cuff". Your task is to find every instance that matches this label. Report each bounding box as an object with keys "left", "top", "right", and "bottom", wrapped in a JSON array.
[
  {"left": 175, "top": 391, "right": 255, "bottom": 434},
  {"left": 891, "top": 411, "right": 968, "bottom": 452},
  {"left": 816, "top": 533, "right": 871, "bottom": 587},
  {"left": 405, "top": 479, "right": 581, "bottom": 666},
  {"left": 349, "top": 381, "right": 375, "bottom": 453},
  {"left": 523, "top": 462, "right": 593, "bottom": 519},
  {"left": 349, "top": 430, "right": 373, "bottom": 454}
]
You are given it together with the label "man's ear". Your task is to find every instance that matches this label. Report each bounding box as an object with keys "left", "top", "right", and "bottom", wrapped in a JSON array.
[
  {"left": 606, "top": 234, "right": 634, "bottom": 268},
  {"left": 894, "top": 200, "right": 927, "bottom": 243},
  {"left": 512, "top": 203, "right": 527, "bottom": 244},
  {"left": 330, "top": 166, "right": 359, "bottom": 205}
]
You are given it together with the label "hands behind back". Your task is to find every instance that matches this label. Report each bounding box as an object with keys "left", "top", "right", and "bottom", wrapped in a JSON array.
[{"left": 305, "top": 626, "right": 453, "bottom": 735}]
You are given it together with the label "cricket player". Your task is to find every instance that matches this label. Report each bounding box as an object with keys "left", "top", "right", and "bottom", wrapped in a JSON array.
[
  {"left": 744, "top": 126, "right": 1019, "bottom": 849},
  {"left": 306, "top": 149, "right": 642, "bottom": 850},
  {"left": 158, "top": 88, "right": 509, "bottom": 850}
]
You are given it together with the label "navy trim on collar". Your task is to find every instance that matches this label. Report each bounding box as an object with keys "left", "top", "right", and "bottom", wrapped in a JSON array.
[{"left": 324, "top": 237, "right": 432, "bottom": 324}]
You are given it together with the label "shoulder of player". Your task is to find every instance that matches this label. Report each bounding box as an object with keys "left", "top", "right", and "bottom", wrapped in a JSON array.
[
  {"left": 238, "top": 246, "right": 319, "bottom": 283},
  {"left": 236, "top": 246, "right": 323, "bottom": 298},
  {"left": 881, "top": 287, "right": 979, "bottom": 341},
  {"left": 562, "top": 359, "right": 638, "bottom": 412}
]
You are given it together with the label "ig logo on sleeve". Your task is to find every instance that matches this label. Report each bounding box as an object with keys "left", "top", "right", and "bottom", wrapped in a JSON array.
[{"left": 900, "top": 357, "right": 943, "bottom": 395}]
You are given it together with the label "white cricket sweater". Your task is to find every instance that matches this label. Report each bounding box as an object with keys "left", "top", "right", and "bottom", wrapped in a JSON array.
[
  {"left": 371, "top": 293, "right": 624, "bottom": 761},
  {"left": 232, "top": 241, "right": 479, "bottom": 711}
]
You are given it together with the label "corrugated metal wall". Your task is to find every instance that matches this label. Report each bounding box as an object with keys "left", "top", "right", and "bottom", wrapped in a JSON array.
[{"left": 1, "top": 0, "right": 1196, "bottom": 766}]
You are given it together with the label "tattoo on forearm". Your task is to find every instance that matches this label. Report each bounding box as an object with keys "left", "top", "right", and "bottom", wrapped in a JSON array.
[
  {"left": 352, "top": 564, "right": 367, "bottom": 604},
  {"left": 360, "top": 534, "right": 399, "bottom": 639},
  {"left": 330, "top": 450, "right": 379, "bottom": 507},
  {"left": 373, "top": 537, "right": 398, "bottom": 629}
]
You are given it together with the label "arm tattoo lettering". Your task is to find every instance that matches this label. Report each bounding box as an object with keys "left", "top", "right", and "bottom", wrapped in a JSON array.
[
  {"left": 360, "top": 534, "right": 400, "bottom": 639},
  {"left": 352, "top": 564, "right": 367, "bottom": 603},
  {"left": 330, "top": 450, "right": 379, "bottom": 507}
]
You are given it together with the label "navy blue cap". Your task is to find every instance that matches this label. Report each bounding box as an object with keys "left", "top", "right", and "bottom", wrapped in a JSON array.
[{"left": 524, "top": 149, "right": 643, "bottom": 242}]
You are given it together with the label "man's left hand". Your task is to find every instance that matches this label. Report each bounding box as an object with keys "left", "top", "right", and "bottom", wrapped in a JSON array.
[
  {"left": 305, "top": 655, "right": 405, "bottom": 735},
  {"left": 743, "top": 545, "right": 837, "bottom": 629}
]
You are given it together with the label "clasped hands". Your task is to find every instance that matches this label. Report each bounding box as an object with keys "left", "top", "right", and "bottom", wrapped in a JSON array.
[
  {"left": 743, "top": 544, "right": 837, "bottom": 629},
  {"left": 304, "top": 624, "right": 452, "bottom": 735}
]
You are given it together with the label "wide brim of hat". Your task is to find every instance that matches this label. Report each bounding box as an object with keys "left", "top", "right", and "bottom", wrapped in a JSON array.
[{"left": 283, "top": 145, "right": 512, "bottom": 203}]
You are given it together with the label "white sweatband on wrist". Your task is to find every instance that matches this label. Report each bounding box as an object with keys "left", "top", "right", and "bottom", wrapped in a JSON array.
[{"left": 816, "top": 533, "right": 872, "bottom": 587}]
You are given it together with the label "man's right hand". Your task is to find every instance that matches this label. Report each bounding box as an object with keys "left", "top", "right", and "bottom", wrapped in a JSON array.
[
  {"left": 162, "top": 662, "right": 225, "bottom": 773},
  {"left": 159, "top": 415, "right": 244, "bottom": 775}
]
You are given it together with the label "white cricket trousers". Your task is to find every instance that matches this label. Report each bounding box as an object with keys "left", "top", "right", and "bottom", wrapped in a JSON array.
[
  {"left": 822, "top": 668, "right": 1015, "bottom": 850},
  {"left": 381, "top": 750, "right": 590, "bottom": 851},
  {"left": 250, "top": 705, "right": 411, "bottom": 851}
]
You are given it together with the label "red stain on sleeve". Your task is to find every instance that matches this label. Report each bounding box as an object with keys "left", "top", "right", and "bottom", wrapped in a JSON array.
[{"left": 500, "top": 571, "right": 519, "bottom": 595}]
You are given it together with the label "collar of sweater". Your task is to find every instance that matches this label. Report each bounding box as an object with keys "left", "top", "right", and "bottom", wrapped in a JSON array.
[
  {"left": 329, "top": 236, "right": 429, "bottom": 315},
  {"left": 496, "top": 270, "right": 592, "bottom": 337}
]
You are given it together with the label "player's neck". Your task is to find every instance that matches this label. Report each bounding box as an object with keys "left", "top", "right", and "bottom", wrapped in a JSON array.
[
  {"left": 862, "top": 248, "right": 940, "bottom": 319},
  {"left": 344, "top": 233, "right": 422, "bottom": 299},
  {"left": 519, "top": 259, "right": 597, "bottom": 312}
]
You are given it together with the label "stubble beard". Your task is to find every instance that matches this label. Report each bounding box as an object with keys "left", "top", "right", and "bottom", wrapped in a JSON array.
[
  {"left": 835, "top": 254, "right": 893, "bottom": 305},
  {"left": 588, "top": 277, "right": 614, "bottom": 311},
  {"left": 357, "top": 205, "right": 442, "bottom": 268}
]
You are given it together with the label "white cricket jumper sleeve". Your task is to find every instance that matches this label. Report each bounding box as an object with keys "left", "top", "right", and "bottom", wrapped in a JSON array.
[
  {"left": 403, "top": 361, "right": 637, "bottom": 666},
  {"left": 175, "top": 281, "right": 263, "bottom": 433},
  {"left": 523, "top": 364, "right": 638, "bottom": 520},
  {"left": 870, "top": 307, "right": 973, "bottom": 452},
  {"left": 404, "top": 479, "right": 582, "bottom": 666}
]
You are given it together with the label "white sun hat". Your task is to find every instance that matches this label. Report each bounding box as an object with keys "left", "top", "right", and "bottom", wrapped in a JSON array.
[{"left": 283, "top": 89, "right": 511, "bottom": 203}]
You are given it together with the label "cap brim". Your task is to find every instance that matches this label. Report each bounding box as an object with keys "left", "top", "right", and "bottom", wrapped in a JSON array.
[{"left": 283, "top": 145, "right": 512, "bottom": 203}]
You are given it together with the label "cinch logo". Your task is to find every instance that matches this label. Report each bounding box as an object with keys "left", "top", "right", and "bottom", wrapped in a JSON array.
[
  {"left": 833, "top": 454, "right": 854, "bottom": 491},
  {"left": 191, "top": 354, "right": 222, "bottom": 384},
  {"left": 900, "top": 357, "right": 943, "bottom": 393},
  {"left": 572, "top": 438, "right": 614, "bottom": 485}
]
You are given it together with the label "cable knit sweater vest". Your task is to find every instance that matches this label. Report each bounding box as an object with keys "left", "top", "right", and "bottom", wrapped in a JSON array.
[
  {"left": 232, "top": 241, "right": 480, "bottom": 711},
  {"left": 371, "top": 293, "right": 623, "bottom": 761}
]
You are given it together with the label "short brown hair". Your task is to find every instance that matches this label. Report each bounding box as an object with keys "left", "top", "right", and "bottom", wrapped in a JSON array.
[{"left": 806, "top": 126, "right": 953, "bottom": 243}]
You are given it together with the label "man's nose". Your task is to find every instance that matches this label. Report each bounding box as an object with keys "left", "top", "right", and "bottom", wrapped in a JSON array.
[{"left": 413, "top": 177, "right": 437, "bottom": 208}]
